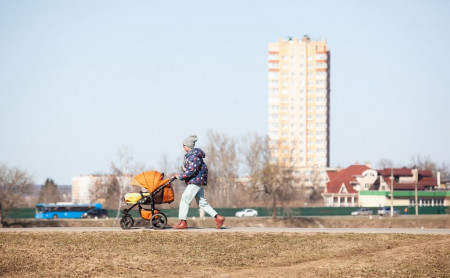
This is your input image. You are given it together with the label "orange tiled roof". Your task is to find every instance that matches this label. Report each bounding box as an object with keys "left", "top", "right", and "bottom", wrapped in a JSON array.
[
  {"left": 378, "top": 168, "right": 433, "bottom": 178},
  {"left": 379, "top": 168, "right": 437, "bottom": 190},
  {"left": 326, "top": 165, "right": 370, "bottom": 194}
]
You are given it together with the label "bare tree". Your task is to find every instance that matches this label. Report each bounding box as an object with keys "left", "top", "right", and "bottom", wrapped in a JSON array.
[
  {"left": 158, "top": 153, "right": 171, "bottom": 175},
  {"left": 0, "top": 164, "right": 34, "bottom": 227},
  {"left": 89, "top": 146, "right": 148, "bottom": 211},
  {"left": 111, "top": 147, "right": 132, "bottom": 224},
  {"left": 437, "top": 161, "right": 450, "bottom": 180},
  {"left": 89, "top": 175, "right": 122, "bottom": 209},
  {"left": 409, "top": 155, "right": 450, "bottom": 186},
  {"left": 305, "top": 165, "right": 323, "bottom": 203},
  {"left": 204, "top": 131, "right": 239, "bottom": 207},
  {"left": 241, "top": 133, "right": 265, "bottom": 189},
  {"left": 377, "top": 159, "right": 394, "bottom": 169},
  {"left": 133, "top": 161, "right": 149, "bottom": 177},
  {"left": 409, "top": 155, "right": 437, "bottom": 172},
  {"left": 240, "top": 133, "right": 270, "bottom": 207},
  {"left": 259, "top": 158, "right": 296, "bottom": 219},
  {"left": 241, "top": 134, "right": 297, "bottom": 218}
]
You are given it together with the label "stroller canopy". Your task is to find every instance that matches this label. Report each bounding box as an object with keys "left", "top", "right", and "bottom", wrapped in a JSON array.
[{"left": 130, "top": 171, "right": 170, "bottom": 193}]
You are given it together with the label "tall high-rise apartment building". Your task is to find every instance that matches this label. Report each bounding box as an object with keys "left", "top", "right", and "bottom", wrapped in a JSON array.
[{"left": 268, "top": 36, "right": 330, "bottom": 176}]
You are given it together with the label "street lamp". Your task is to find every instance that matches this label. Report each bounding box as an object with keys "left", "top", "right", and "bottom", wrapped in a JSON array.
[
  {"left": 390, "top": 167, "right": 394, "bottom": 217},
  {"left": 412, "top": 167, "right": 419, "bottom": 216}
]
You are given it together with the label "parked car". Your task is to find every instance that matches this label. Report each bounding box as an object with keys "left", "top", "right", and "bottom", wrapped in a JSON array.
[
  {"left": 235, "top": 209, "right": 258, "bottom": 217},
  {"left": 377, "top": 207, "right": 400, "bottom": 216},
  {"left": 82, "top": 209, "right": 109, "bottom": 219},
  {"left": 351, "top": 208, "right": 373, "bottom": 216}
]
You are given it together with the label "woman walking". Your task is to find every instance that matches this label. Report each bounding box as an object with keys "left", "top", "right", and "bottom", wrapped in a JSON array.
[{"left": 173, "top": 135, "right": 225, "bottom": 229}]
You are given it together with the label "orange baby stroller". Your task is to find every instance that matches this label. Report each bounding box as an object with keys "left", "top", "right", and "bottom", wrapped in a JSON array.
[{"left": 120, "top": 171, "right": 175, "bottom": 229}]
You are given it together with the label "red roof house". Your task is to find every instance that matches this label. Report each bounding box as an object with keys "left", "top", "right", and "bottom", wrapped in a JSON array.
[
  {"left": 376, "top": 167, "right": 437, "bottom": 191},
  {"left": 324, "top": 164, "right": 370, "bottom": 194},
  {"left": 322, "top": 164, "right": 371, "bottom": 207}
]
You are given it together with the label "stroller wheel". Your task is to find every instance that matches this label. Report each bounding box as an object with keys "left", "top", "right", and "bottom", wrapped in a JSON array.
[
  {"left": 120, "top": 215, "right": 134, "bottom": 230},
  {"left": 150, "top": 213, "right": 167, "bottom": 229}
]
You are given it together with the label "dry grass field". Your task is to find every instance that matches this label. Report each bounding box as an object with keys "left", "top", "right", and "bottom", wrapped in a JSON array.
[{"left": 1, "top": 231, "right": 449, "bottom": 278}]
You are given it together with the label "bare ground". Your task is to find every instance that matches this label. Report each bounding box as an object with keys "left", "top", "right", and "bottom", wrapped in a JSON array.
[{"left": 0, "top": 231, "right": 449, "bottom": 278}]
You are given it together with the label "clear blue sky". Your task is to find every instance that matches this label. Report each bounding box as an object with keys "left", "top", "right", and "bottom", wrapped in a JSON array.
[{"left": 1, "top": 1, "right": 449, "bottom": 185}]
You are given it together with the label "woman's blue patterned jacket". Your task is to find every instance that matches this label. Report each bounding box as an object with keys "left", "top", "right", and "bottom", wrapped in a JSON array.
[{"left": 178, "top": 148, "right": 208, "bottom": 185}]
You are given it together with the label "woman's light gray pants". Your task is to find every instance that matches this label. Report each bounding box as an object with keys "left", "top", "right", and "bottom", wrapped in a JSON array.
[{"left": 178, "top": 183, "right": 217, "bottom": 220}]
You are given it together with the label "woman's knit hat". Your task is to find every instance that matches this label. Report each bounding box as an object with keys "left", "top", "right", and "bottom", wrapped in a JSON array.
[{"left": 183, "top": 135, "right": 198, "bottom": 149}]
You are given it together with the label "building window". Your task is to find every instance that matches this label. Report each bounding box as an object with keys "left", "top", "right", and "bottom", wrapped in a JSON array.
[
  {"left": 316, "top": 53, "right": 327, "bottom": 60},
  {"left": 268, "top": 97, "right": 279, "bottom": 104},
  {"left": 270, "top": 88, "right": 279, "bottom": 94},
  {"left": 269, "top": 132, "right": 279, "bottom": 138},
  {"left": 317, "top": 63, "right": 327, "bottom": 69},
  {"left": 317, "top": 89, "right": 327, "bottom": 95},
  {"left": 269, "top": 63, "right": 279, "bottom": 69},
  {"left": 269, "top": 71, "right": 279, "bottom": 78},
  {"left": 316, "top": 71, "right": 327, "bottom": 77}
]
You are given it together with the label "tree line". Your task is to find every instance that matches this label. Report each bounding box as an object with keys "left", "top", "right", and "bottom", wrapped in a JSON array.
[{"left": 1, "top": 131, "right": 449, "bottom": 226}]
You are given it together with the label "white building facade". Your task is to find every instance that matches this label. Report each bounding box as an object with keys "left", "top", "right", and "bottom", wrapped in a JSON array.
[{"left": 268, "top": 36, "right": 330, "bottom": 188}]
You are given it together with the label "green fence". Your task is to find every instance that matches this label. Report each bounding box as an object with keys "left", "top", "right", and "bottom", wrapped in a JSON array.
[
  {"left": 3, "top": 206, "right": 449, "bottom": 219},
  {"left": 214, "top": 206, "right": 448, "bottom": 217}
]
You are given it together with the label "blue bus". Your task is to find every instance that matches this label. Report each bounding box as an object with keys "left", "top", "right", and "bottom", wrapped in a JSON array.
[{"left": 35, "top": 203, "right": 102, "bottom": 219}]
